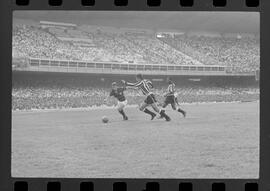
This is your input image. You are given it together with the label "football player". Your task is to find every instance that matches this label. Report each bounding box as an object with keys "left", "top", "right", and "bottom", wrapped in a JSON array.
[
  {"left": 122, "top": 74, "right": 171, "bottom": 121},
  {"left": 161, "top": 77, "right": 186, "bottom": 117},
  {"left": 105, "top": 82, "right": 128, "bottom": 120}
]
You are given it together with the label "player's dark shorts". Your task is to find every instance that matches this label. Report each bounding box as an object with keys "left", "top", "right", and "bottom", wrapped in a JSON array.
[
  {"left": 144, "top": 94, "right": 157, "bottom": 104},
  {"left": 164, "top": 95, "right": 176, "bottom": 105}
]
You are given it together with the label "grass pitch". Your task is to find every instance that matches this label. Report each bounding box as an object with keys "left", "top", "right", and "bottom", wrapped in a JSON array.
[{"left": 12, "top": 101, "right": 259, "bottom": 178}]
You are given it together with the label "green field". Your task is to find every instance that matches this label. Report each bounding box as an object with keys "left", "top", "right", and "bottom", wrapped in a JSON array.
[{"left": 12, "top": 101, "right": 259, "bottom": 178}]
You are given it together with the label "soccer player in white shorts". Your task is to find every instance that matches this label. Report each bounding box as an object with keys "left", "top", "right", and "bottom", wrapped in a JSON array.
[{"left": 105, "top": 82, "right": 128, "bottom": 120}]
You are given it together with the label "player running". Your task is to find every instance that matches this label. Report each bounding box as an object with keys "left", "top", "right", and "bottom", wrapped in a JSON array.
[
  {"left": 105, "top": 82, "right": 128, "bottom": 120},
  {"left": 122, "top": 74, "right": 171, "bottom": 121},
  {"left": 161, "top": 77, "right": 186, "bottom": 117}
]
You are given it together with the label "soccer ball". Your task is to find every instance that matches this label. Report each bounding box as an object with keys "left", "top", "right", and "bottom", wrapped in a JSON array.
[{"left": 102, "top": 116, "right": 109, "bottom": 123}]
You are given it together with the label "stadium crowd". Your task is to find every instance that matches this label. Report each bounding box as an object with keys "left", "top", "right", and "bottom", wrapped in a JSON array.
[
  {"left": 13, "top": 24, "right": 259, "bottom": 73},
  {"left": 12, "top": 25, "right": 199, "bottom": 65},
  {"left": 160, "top": 35, "right": 259, "bottom": 73},
  {"left": 12, "top": 75, "right": 259, "bottom": 111},
  {"left": 13, "top": 25, "right": 116, "bottom": 62}
]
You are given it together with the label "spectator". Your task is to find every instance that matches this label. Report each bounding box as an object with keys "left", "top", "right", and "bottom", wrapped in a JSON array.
[{"left": 12, "top": 74, "right": 259, "bottom": 110}]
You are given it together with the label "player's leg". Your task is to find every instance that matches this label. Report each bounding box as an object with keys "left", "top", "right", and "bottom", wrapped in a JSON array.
[
  {"left": 149, "top": 94, "right": 171, "bottom": 121},
  {"left": 162, "top": 95, "right": 172, "bottom": 108},
  {"left": 171, "top": 102, "right": 177, "bottom": 110},
  {"left": 163, "top": 95, "right": 175, "bottom": 111},
  {"left": 162, "top": 102, "right": 168, "bottom": 108},
  {"left": 151, "top": 103, "right": 171, "bottom": 121},
  {"left": 157, "top": 98, "right": 169, "bottom": 119},
  {"left": 140, "top": 101, "right": 156, "bottom": 120},
  {"left": 122, "top": 100, "right": 128, "bottom": 120},
  {"left": 177, "top": 106, "right": 186, "bottom": 117},
  {"left": 175, "top": 96, "right": 179, "bottom": 106},
  {"left": 174, "top": 97, "right": 186, "bottom": 117},
  {"left": 117, "top": 101, "right": 128, "bottom": 120},
  {"left": 158, "top": 96, "right": 173, "bottom": 119}
]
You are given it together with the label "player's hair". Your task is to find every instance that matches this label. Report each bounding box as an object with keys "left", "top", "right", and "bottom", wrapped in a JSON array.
[
  {"left": 112, "top": 82, "right": 117, "bottom": 86},
  {"left": 167, "top": 77, "right": 173, "bottom": 83},
  {"left": 136, "top": 73, "right": 143, "bottom": 80}
]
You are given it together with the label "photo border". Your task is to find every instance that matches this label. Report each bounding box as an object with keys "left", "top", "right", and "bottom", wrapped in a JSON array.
[{"left": 1, "top": 0, "right": 269, "bottom": 190}]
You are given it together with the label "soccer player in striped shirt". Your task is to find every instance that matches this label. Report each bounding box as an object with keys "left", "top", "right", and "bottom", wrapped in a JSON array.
[
  {"left": 122, "top": 74, "right": 171, "bottom": 121},
  {"left": 162, "top": 77, "right": 186, "bottom": 117}
]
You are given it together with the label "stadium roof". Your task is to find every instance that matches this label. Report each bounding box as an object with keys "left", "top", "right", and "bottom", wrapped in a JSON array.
[{"left": 14, "top": 11, "right": 259, "bottom": 33}]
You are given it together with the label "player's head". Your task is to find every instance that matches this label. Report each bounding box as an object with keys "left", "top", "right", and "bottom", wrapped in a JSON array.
[
  {"left": 167, "top": 77, "right": 173, "bottom": 84},
  {"left": 112, "top": 82, "right": 117, "bottom": 90},
  {"left": 136, "top": 73, "right": 143, "bottom": 81}
]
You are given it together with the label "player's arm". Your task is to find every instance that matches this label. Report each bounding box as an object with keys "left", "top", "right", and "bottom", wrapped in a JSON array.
[
  {"left": 121, "top": 80, "right": 142, "bottom": 88},
  {"left": 147, "top": 80, "right": 154, "bottom": 89},
  {"left": 174, "top": 92, "right": 180, "bottom": 105},
  {"left": 120, "top": 81, "right": 134, "bottom": 90},
  {"left": 104, "top": 91, "right": 113, "bottom": 103},
  {"left": 120, "top": 87, "right": 127, "bottom": 91},
  {"left": 125, "top": 86, "right": 137, "bottom": 90},
  {"left": 163, "top": 92, "right": 170, "bottom": 97}
]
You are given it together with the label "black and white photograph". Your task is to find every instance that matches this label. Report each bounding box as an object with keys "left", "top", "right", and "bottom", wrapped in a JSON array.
[{"left": 12, "top": 11, "right": 260, "bottom": 179}]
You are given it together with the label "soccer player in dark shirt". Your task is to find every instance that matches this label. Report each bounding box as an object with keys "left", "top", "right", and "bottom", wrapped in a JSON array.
[
  {"left": 105, "top": 82, "right": 128, "bottom": 120},
  {"left": 122, "top": 74, "right": 171, "bottom": 121},
  {"left": 161, "top": 77, "right": 186, "bottom": 117}
]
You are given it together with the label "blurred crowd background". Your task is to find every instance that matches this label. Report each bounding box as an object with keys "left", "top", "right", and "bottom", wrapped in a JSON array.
[
  {"left": 12, "top": 17, "right": 260, "bottom": 111},
  {"left": 13, "top": 23, "right": 259, "bottom": 73},
  {"left": 12, "top": 72, "right": 259, "bottom": 110}
]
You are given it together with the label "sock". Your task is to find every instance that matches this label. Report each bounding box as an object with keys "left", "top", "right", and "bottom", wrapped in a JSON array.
[
  {"left": 159, "top": 109, "right": 170, "bottom": 120},
  {"left": 119, "top": 110, "right": 126, "bottom": 117},
  {"left": 144, "top": 108, "right": 155, "bottom": 116},
  {"left": 177, "top": 108, "right": 184, "bottom": 113},
  {"left": 159, "top": 109, "right": 164, "bottom": 114},
  {"left": 159, "top": 109, "right": 166, "bottom": 117}
]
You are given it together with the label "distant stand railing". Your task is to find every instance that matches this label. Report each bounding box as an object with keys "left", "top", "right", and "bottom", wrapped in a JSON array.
[{"left": 27, "top": 57, "right": 227, "bottom": 73}]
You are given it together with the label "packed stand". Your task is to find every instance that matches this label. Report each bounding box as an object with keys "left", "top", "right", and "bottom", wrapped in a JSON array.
[
  {"left": 13, "top": 24, "right": 259, "bottom": 73},
  {"left": 124, "top": 35, "right": 202, "bottom": 65},
  {"left": 160, "top": 35, "right": 260, "bottom": 73},
  {"left": 12, "top": 75, "right": 259, "bottom": 111},
  {"left": 12, "top": 24, "right": 200, "bottom": 65},
  {"left": 13, "top": 25, "right": 122, "bottom": 62}
]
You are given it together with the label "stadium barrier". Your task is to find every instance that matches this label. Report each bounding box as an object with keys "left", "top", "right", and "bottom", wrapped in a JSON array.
[
  {"left": 12, "top": 58, "right": 256, "bottom": 76},
  {"left": 13, "top": 57, "right": 233, "bottom": 76}
]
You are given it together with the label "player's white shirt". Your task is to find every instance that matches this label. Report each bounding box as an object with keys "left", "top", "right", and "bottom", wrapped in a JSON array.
[{"left": 167, "top": 83, "right": 176, "bottom": 96}]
